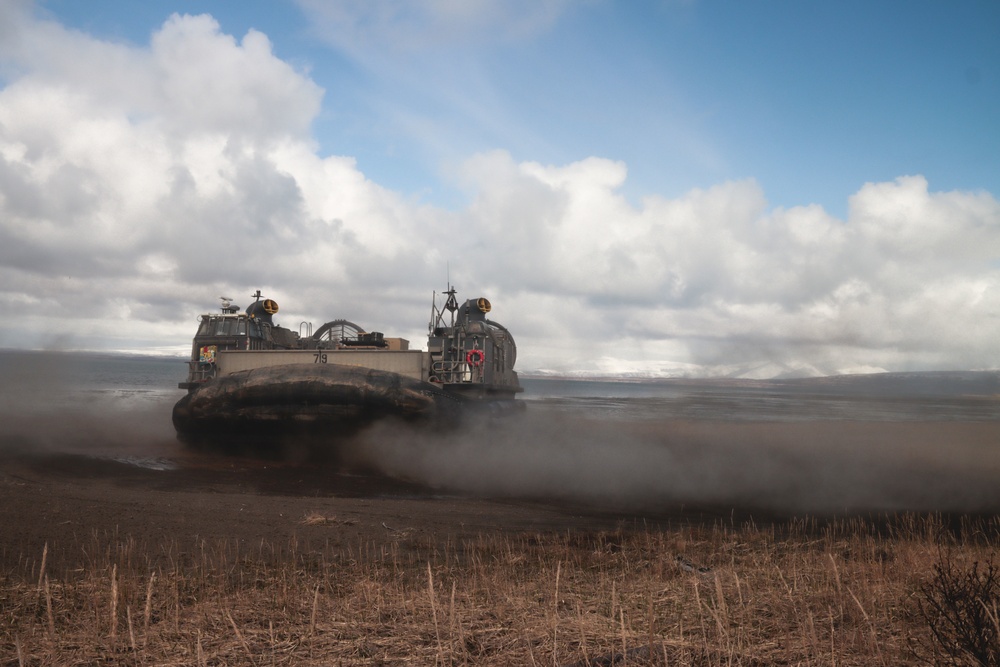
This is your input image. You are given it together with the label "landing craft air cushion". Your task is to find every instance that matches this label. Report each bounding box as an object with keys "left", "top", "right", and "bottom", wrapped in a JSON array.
[{"left": 172, "top": 288, "right": 523, "bottom": 445}]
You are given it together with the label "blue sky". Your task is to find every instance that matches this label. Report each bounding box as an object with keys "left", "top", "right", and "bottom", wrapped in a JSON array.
[
  {"left": 0, "top": 0, "right": 998, "bottom": 376},
  {"left": 36, "top": 0, "right": 999, "bottom": 217}
]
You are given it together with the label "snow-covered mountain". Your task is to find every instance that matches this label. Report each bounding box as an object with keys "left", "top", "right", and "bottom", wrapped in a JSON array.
[{"left": 522, "top": 359, "right": 889, "bottom": 381}]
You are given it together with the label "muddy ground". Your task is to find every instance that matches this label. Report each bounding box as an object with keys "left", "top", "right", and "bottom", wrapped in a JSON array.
[
  {"left": 0, "top": 443, "right": 714, "bottom": 574},
  {"left": 2, "top": 416, "right": 999, "bottom": 573}
]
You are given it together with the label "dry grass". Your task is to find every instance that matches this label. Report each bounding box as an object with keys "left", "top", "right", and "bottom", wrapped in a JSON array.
[{"left": 3, "top": 513, "right": 999, "bottom": 665}]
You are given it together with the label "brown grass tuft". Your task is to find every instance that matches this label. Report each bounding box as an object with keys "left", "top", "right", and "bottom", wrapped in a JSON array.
[
  {"left": 3, "top": 513, "right": 999, "bottom": 665},
  {"left": 301, "top": 511, "right": 331, "bottom": 525}
]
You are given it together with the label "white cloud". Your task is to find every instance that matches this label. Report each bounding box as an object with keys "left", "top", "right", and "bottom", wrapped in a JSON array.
[
  {"left": 445, "top": 159, "right": 999, "bottom": 373},
  {"left": 150, "top": 15, "right": 322, "bottom": 139},
  {"left": 0, "top": 5, "right": 997, "bottom": 375}
]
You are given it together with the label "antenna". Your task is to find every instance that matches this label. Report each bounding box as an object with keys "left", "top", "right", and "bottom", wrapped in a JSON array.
[{"left": 429, "top": 263, "right": 460, "bottom": 331}]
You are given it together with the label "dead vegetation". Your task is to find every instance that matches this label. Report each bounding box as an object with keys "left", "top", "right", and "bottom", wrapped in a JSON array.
[{"left": 3, "top": 513, "right": 1000, "bottom": 665}]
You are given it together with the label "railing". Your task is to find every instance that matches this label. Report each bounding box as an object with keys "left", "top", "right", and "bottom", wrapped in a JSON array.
[
  {"left": 431, "top": 359, "right": 474, "bottom": 384},
  {"left": 185, "top": 361, "right": 217, "bottom": 384}
]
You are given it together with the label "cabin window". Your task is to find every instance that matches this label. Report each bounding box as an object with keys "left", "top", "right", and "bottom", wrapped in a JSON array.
[
  {"left": 198, "top": 316, "right": 249, "bottom": 337},
  {"left": 209, "top": 318, "right": 235, "bottom": 335}
]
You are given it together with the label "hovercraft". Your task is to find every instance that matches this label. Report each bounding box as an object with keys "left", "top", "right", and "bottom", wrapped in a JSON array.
[{"left": 172, "top": 288, "right": 523, "bottom": 446}]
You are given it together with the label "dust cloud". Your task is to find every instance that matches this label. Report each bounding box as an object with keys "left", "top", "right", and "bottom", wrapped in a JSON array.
[
  {"left": 2, "top": 350, "right": 997, "bottom": 515},
  {"left": 0, "top": 351, "right": 179, "bottom": 459},
  {"left": 348, "top": 410, "right": 1000, "bottom": 515}
]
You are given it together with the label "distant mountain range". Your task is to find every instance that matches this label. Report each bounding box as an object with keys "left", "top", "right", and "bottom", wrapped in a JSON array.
[
  {"left": 522, "top": 368, "right": 1000, "bottom": 397},
  {"left": 524, "top": 359, "right": 865, "bottom": 381}
]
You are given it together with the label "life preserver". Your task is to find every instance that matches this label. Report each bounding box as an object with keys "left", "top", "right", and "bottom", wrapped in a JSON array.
[{"left": 466, "top": 349, "right": 485, "bottom": 367}]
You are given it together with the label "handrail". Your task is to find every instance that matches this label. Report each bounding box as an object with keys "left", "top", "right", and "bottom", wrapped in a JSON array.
[
  {"left": 186, "top": 361, "right": 216, "bottom": 384},
  {"left": 431, "top": 359, "right": 475, "bottom": 384}
]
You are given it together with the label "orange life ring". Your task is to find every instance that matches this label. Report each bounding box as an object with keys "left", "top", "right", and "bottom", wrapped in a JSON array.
[{"left": 466, "top": 349, "right": 485, "bottom": 367}]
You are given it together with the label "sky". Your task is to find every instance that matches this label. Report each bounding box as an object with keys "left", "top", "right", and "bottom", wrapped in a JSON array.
[{"left": 0, "top": 0, "right": 997, "bottom": 377}]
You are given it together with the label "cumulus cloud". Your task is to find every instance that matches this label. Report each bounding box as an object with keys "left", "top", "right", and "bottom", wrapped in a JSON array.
[
  {"left": 0, "top": 5, "right": 997, "bottom": 374},
  {"left": 452, "top": 157, "right": 1000, "bottom": 373}
]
